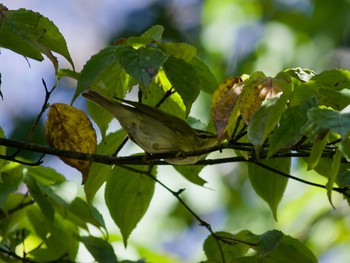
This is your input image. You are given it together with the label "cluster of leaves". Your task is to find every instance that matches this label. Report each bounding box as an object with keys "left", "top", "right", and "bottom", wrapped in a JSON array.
[{"left": 0, "top": 4, "right": 350, "bottom": 263}]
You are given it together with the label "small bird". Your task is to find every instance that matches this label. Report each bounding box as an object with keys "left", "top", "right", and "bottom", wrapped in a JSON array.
[{"left": 82, "top": 89, "right": 217, "bottom": 164}]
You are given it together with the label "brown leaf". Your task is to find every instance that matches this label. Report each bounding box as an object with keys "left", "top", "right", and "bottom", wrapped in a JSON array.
[
  {"left": 211, "top": 76, "right": 248, "bottom": 140},
  {"left": 240, "top": 76, "right": 283, "bottom": 124},
  {"left": 45, "top": 103, "right": 97, "bottom": 184}
]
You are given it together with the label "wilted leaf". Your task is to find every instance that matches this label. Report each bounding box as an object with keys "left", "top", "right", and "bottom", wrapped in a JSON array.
[
  {"left": 45, "top": 103, "right": 97, "bottom": 183},
  {"left": 211, "top": 76, "right": 246, "bottom": 140}
]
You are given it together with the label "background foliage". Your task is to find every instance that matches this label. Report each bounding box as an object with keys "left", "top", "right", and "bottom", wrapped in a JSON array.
[{"left": 1, "top": 0, "right": 350, "bottom": 262}]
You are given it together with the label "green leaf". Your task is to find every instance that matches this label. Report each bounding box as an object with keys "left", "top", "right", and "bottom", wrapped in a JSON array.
[
  {"left": 105, "top": 166, "right": 155, "bottom": 246},
  {"left": 0, "top": 128, "right": 6, "bottom": 178},
  {"left": 163, "top": 56, "right": 200, "bottom": 115},
  {"left": 248, "top": 158, "right": 290, "bottom": 220},
  {"left": 313, "top": 69, "right": 350, "bottom": 109},
  {"left": 248, "top": 88, "right": 290, "bottom": 153},
  {"left": 326, "top": 149, "right": 342, "bottom": 208},
  {"left": 24, "top": 174, "right": 54, "bottom": 222},
  {"left": 0, "top": 165, "right": 23, "bottom": 209},
  {"left": 307, "top": 130, "right": 329, "bottom": 170},
  {"left": 159, "top": 42, "right": 197, "bottom": 62},
  {"left": 74, "top": 46, "right": 120, "bottom": 102},
  {"left": 84, "top": 129, "right": 127, "bottom": 205},
  {"left": 189, "top": 57, "right": 218, "bottom": 94},
  {"left": 174, "top": 165, "right": 207, "bottom": 186},
  {"left": 68, "top": 198, "right": 105, "bottom": 229},
  {"left": 25, "top": 166, "right": 66, "bottom": 185},
  {"left": 80, "top": 235, "right": 117, "bottom": 263},
  {"left": 116, "top": 45, "right": 168, "bottom": 88},
  {"left": 141, "top": 25, "right": 164, "bottom": 41},
  {"left": 27, "top": 206, "right": 79, "bottom": 261},
  {"left": 257, "top": 230, "right": 317, "bottom": 263},
  {"left": 339, "top": 137, "right": 350, "bottom": 161},
  {"left": 284, "top": 67, "right": 315, "bottom": 82},
  {"left": 204, "top": 231, "right": 254, "bottom": 262},
  {"left": 268, "top": 97, "right": 317, "bottom": 157},
  {"left": 305, "top": 105, "right": 350, "bottom": 139},
  {"left": 0, "top": 5, "right": 74, "bottom": 71},
  {"left": 57, "top": 68, "right": 80, "bottom": 80}
]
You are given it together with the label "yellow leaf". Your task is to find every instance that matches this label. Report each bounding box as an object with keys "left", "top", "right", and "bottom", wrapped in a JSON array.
[
  {"left": 210, "top": 76, "right": 247, "bottom": 140},
  {"left": 240, "top": 74, "right": 283, "bottom": 124},
  {"left": 45, "top": 103, "right": 97, "bottom": 183}
]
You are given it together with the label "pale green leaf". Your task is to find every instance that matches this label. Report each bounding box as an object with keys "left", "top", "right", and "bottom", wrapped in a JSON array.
[
  {"left": 159, "top": 42, "right": 197, "bottom": 62},
  {"left": 141, "top": 24, "right": 164, "bottom": 41},
  {"left": 248, "top": 158, "right": 290, "bottom": 220},
  {"left": 105, "top": 166, "right": 155, "bottom": 246},
  {"left": 326, "top": 149, "right": 342, "bottom": 208}
]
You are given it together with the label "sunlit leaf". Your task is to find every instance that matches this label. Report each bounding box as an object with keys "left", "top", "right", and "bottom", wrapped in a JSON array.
[
  {"left": 0, "top": 4, "right": 74, "bottom": 71},
  {"left": 163, "top": 56, "right": 200, "bottom": 115},
  {"left": 248, "top": 158, "right": 290, "bottom": 220},
  {"left": 141, "top": 24, "right": 164, "bottom": 41},
  {"left": 284, "top": 67, "right": 315, "bottom": 82},
  {"left": 116, "top": 45, "right": 168, "bottom": 88},
  {"left": 211, "top": 76, "right": 245, "bottom": 140},
  {"left": 45, "top": 103, "right": 97, "bottom": 183},
  {"left": 248, "top": 89, "right": 290, "bottom": 153},
  {"left": 159, "top": 42, "right": 197, "bottom": 62},
  {"left": 105, "top": 166, "right": 155, "bottom": 247}
]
